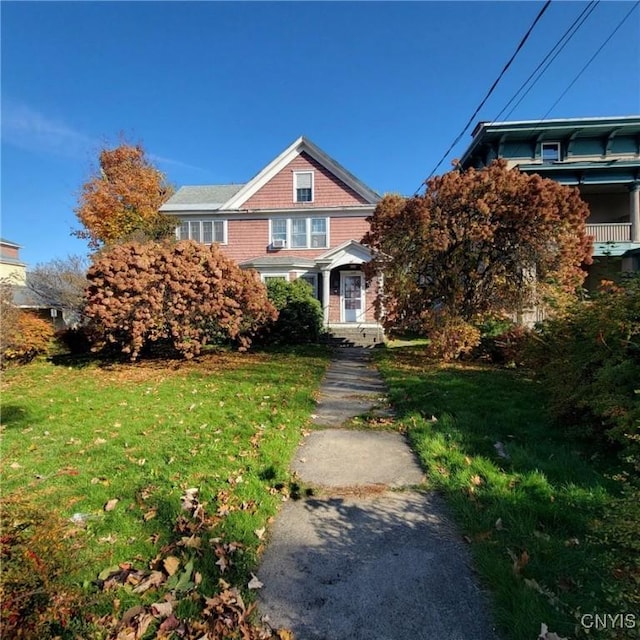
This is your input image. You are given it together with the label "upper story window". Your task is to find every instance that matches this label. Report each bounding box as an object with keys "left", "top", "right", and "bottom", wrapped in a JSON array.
[
  {"left": 541, "top": 142, "right": 561, "bottom": 163},
  {"left": 294, "top": 171, "right": 314, "bottom": 203},
  {"left": 177, "top": 219, "right": 226, "bottom": 244},
  {"left": 270, "top": 217, "right": 328, "bottom": 249}
]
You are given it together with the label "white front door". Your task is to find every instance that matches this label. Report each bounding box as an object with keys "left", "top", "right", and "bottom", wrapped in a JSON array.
[{"left": 341, "top": 271, "right": 364, "bottom": 323}]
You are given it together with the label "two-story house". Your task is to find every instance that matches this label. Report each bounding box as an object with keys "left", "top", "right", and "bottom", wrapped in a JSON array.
[
  {"left": 459, "top": 116, "right": 640, "bottom": 287},
  {"left": 160, "top": 136, "right": 384, "bottom": 345}
]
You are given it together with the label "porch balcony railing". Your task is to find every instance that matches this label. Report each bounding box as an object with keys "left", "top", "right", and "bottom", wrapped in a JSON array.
[{"left": 585, "top": 223, "right": 632, "bottom": 243}]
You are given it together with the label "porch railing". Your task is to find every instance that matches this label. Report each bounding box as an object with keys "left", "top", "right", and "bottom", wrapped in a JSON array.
[{"left": 586, "top": 223, "right": 632, "bottom": 243}]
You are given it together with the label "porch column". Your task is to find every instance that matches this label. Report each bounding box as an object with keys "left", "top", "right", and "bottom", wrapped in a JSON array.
[
  {"left": 630, "top": 182, "right": 640, "bottom": 243},
  {"left": 321, "top": 267, "right": 330, "bottom": 325}
]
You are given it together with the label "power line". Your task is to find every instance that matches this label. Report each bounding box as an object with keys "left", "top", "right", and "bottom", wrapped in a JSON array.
[
  {"left": 415, "top": 0, "right": 552, "bottom": 194},
  {"left": 495, "top": 1, "right": 599, "bottom": 123},
  {"left": 541, "top": 0, "right": 640, "bottom": 120}
]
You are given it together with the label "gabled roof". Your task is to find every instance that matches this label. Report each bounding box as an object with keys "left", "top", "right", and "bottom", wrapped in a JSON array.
[
  {"left": 161, "top": 185, "right": 244, "bottom": 212},
  {"left": 223, "top": 136, "right": 380, "bottom": 210},
  {"left": 315, "top": 240, "right": 373, "bottom": 269},
  {"left": 162, "top": 137, "right": 380, "bottom": 214}
]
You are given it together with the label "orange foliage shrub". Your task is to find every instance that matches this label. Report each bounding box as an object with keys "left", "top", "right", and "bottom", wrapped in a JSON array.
[
  {"left": 1, "top": 496, "right": 84, "bottom": 637},
  {"left": 1, "top": 309, "right": 55, "bottom": 366},
  {"left": 85, "top": 240, "right": 278, "bottom": 360},
  {"left": 424, "top": 314, "right": 482, "bottom": 361}
]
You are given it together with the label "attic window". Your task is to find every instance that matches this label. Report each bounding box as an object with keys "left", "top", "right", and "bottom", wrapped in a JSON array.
[
  {"left": 294, "top": 171, "right": 314, "bottom": 203},
  {"left": 541, "top": 142, "right": 561, "bottom": 163}
]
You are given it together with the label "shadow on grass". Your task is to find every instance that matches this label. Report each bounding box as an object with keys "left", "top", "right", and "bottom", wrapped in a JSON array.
[
  {"left": 374, "top": 346, "right": 623, "bottom": 639},
  {"left": 0, "top": 403, "right": 33, "bottom": 429}
]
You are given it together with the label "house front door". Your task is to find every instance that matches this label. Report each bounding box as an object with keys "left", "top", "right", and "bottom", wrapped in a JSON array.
[{"left": 341, "top": 271, "right": 364, "bottom": 323}]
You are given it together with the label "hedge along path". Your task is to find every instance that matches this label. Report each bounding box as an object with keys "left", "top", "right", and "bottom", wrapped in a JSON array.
[{"left": 257, "top": 348, "right": 499, "bottom": 640}]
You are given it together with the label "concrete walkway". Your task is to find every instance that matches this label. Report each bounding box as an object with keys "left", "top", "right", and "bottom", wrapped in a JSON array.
[{"left": 257, "top": 348, "right": 498, "bottom": 640}]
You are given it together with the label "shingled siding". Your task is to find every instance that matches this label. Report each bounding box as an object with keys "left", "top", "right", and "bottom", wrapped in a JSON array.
[
  {"left": 242, "top": 152, "right": 369, "bottom": 209},
  {"left": 222, "top": 216, "right": 371, "bottom": 263}
]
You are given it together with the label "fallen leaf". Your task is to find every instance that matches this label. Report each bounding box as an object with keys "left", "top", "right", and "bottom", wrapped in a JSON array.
[
  {"left": 538, "top": 623, "right": 568, "bottom": 640},
  {"left": 151, "top": 601, "right": 173, "bottom": 618},
  {"left": 95, "top": 438, "right": 107, "bottom": 445},
  {"left": 179, "top": 535, "right": 202, "bottom": 549},
  {"left": 104, "top": 498, "right": 119, "bottom": 512},
  {"left": 10, "top": 462, "right": 21, "bottom": 469},
  {"left": 508, "top": 549, "right": 530, "bottom": 574},
  {"left": 254, "top": 527, "right": 266, "bottom": 540},
  {"left": 99, "top": 534, "right": 117, "bottom": 544},
  {"left": 564, "top": 537, "right": 580, "bottom": 547},
  {"left": 143, "top": 509, "right": 157, "bottom": 521},
  {"left": 470, "top": 474, "right": 483, "bottom": 486},
  {"left": 248, "top": 573, "right": 263, "bottom": 589},
  {"left": 163, "top": 556, "right": 180, "bottom": 576},
  {"left": 159, "top": 614, "right": 180, "bottom": 632},
  {"left": 495, "top": 518, "right": 504, "bottom": 530},
  {"left": 494, "top": 441, "right": 510, "bottom": 459},
  {"left": 132, "top": 570, "right": 165, "bottom": 594}
]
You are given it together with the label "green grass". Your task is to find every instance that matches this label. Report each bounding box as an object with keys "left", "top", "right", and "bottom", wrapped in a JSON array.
[
  {"left": 1, "top": 345, "right": 330, "bottom": 636},
  {"left": 375, "top": 345, "right": 636, "bottom": 640}
]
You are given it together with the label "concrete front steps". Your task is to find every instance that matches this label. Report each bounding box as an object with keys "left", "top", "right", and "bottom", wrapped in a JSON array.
[{"left": 325, "top": 324, "right": 385, "bottom": 348}]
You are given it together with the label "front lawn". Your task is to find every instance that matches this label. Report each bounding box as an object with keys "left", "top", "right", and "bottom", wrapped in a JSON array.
[
  {"left": 375, "top": 346, "right": 638, "bottom": 640},
  {"left": 1, "top": 346, "right": 330, "bottom": 638}
]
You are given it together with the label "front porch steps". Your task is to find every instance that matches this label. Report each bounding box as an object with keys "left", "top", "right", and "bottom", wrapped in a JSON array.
[{"left": 325, "top": 325, "right": 384, "bottom": 348}]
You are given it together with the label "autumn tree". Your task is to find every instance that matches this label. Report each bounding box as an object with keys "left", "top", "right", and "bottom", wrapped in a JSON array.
[
  {"left": 363, "top": 160, "right": 592, "bottom": 356},
  {"left": 74, "top": 143, "right": 176, "bottom": 249},
  {"left": 85, "top": 240, "right": 277, "bottom": 360}
]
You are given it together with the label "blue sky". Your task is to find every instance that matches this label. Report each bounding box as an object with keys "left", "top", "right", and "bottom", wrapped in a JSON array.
[{"left": 2, "top": 1, "right": 639, "bottom": 267}]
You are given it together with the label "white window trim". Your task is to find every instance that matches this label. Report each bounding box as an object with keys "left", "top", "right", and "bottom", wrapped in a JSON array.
[
  {"left": 176, "top": 219, "right": 228, "bottom": 245},
  {"left": 269, "top": 216, "right": 329, "bottom": 250},
  {"left": 541, "top": 141, "right": 561, "bottom": 163},
  {"left": 293, "top": 171, "right": 314, "bottom": 203}
]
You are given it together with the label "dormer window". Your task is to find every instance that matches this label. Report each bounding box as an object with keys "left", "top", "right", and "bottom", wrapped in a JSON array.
[
  {"left": 541, "top": 142, "right": 561, "bottom": 163},
  {"left": 294, "top": 171, "right": 314, "bottom": 202}
]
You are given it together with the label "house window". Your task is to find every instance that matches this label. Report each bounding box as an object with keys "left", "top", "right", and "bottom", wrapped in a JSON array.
[
  {"left": 261, "top": 273, "right": 289, "bottom": 284},
  {"left": 291, "top": 218, "right": 308, "bottom": 248},
  {"left": 311, "top": 218, "right": 327, "bottom": 248},
  {"left": 541, "top": 142, "right": 561, "bottom": 163},
  {"left": 271, "top": 219, "right": 287, "bottom": 247},
  {"left": 299, "top": 273, "right": 319, "bottom": 298},
  {"left": 177, "top": 219, "right": 226, "bottom": 244},
  {"left": 294, "top": 171, "right": 314, "bottom": 203},
  {"left": 269, "top": 217, "right": 329, "bottom": 249}
]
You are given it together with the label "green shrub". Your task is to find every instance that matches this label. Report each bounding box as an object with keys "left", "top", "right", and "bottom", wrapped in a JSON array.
[
  {"left": 263, "top": 278, "right": 323, "bottom": 344},
  {"left": 533, "top": 277, "right": 640, "bottom": 462}
]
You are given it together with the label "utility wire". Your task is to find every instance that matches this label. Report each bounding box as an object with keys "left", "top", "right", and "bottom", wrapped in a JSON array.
[
  {"left": 415, "top": 0, "right": 552, "bottom": 194},
  {"left": 494, "top": 1, "right": 599, "bottom": 123},
  {"left": 541, "top": 0, "right": 639, "bottom": 120}
]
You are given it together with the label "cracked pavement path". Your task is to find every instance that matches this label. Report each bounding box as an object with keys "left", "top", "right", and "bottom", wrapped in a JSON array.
[{"left": 257, "top": 348, "right": 499, "bottom": 640}]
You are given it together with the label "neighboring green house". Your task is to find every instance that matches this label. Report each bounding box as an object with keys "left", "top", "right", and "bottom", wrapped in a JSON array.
[{"left": 459, "top": 116, "right": 640, "bottom": 288}]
